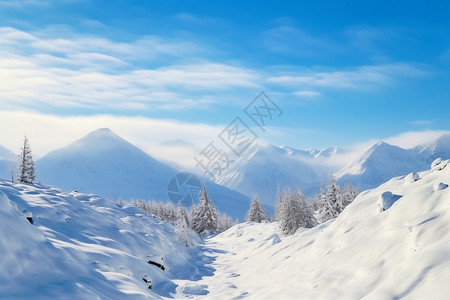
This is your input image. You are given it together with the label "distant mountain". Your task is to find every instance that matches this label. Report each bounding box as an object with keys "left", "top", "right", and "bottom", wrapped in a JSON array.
[
  {"left": 0, "top": 144, "right": 16, "bottom": 180},
  {"left": 335, "top": 141, "right": 430, "bottom": 191},
  {"left": 218, "top": 134, "right": 450, "bottom": 204},
  {"left": 418, "top": 133, "right": 450, "bottom": 160},
  {"left": 217, "top": 144, "right": 331, "bottom": 205},
  {"left": 36, "top": 128, "right": 251, "bottom": 220},
  {"left": 0, "top": 144, "right": 16, "bottom": 161}
]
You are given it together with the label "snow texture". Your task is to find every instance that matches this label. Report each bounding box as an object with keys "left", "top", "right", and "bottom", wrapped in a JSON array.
[
  {"left": 0, "top": 180, "right": 202, "bottom": 299},
  {"left": 170, "top": 161, "right": 450, "bottom": 299}
]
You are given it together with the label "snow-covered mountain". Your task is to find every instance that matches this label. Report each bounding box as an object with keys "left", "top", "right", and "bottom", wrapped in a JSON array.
[
  {"left": 0, "top": 179, "right": 202, "bottom": 298},
  {"left": 0, "top": 144, "right": 16, "bottom": 180},
  {"left": 418, "top": 133, "right": 450, "bottom": 160},
  {"left": 218, "top": 134, "right": 450, "bottom": 204},
  {"left": 336, "top": 134, "right": 450, "bottom": 191},
  {"left": 36, "top": 128, "right": 251, "bottom": 220},
  {"left": 336, "top": 141, "right": 430, "bottom": 190},
  {"left": 216, "top": 144, "right": 329, "bottom": 205},
  {"left": 172, "top": 159, "right": 450, "bottom": 298}
]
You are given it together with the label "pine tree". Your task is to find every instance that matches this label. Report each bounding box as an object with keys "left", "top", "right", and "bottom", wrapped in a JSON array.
[
  {"left": 276, "top": 187, "right": 310, "bottom": 235},
  {"left": 18, "top": 136, "right": 35, "bottom": 184},
  {"left": 175, "top": 203, "right": 193, "bottom": 247},
  {"left": 274, "top": 185, "right": 284, "bottom": 222},
  {"left": 218, "top": 213, "right": 234, "bottom": 232},
  {"left": 245, "top": 194, "right": 268, "bottom": 223},
  {"left": 190, "top": 183, "right": 219, "bottom": 236},
  {"left": 315, "top": 175, "right": 344, "bottom": 224},
  {"left": 342, "top": 182, "right": 359, "bottom": 207}
]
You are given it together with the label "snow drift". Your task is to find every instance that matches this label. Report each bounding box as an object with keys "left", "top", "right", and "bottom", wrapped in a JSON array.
[{"left": 0, "top": 179, "right": 202, "bottom": 299}]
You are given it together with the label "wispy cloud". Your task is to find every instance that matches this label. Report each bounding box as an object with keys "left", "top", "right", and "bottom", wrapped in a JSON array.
[
  {"left": 293, "top": 90, "right": 321, "bottom": 98},
  {"left": 267, "top": 64, "right": 428, "bottom": 89},
  {"left": 261, "top": 24, "right": 338, "bottom": 56},
  {"left": 0, "top": 27, "right": 261, "bottom": 112},
  {"left": 384, "top": 130, "right": 450, "bottom": 149},
  {"left": 409, "top": 120, "right": 433, "bottom": 126}
]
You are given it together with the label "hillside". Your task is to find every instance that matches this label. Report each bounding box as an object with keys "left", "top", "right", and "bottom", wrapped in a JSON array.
[
  {"left": 172, "top": 159, "right": 450, "bottom": 298},
  {"left": 0, "top": 179, "right": 202, "bottom": 299}
]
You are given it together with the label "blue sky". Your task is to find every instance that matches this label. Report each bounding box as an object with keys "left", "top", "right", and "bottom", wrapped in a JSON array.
[{"left": 0, "top": 0, "right": 449, "bottom": 165}]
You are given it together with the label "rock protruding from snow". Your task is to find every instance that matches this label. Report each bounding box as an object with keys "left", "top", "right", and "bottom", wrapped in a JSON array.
[
  {"left": 431, "top": 158, "right": 444, "bottom": 169},
  {"left": 431, "top": 158, "right": 449, "bottom": 171},
  {"left": 22, "top": 209, "right": 33, "bottom": 224},
  {"left": 405, "top": 172, "right": 420, "bottom": 183},
  {"left": 434, "top": 182, "right": 448, "bottom": 191},
  {"left": 377, "top": 191, "right": 402, "bottom": 211}
]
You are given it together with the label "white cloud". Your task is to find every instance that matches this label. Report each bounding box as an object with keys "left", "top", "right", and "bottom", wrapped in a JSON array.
[
  {"left": 261, "top": 25, "right": 337, "bottom": 56},
  {"left": 268, "top": 64, "right": 428, "bottom": 89},
  {"left": 384, "top": 130, "right": 450, "bottom": 149},
  {"left": 409, "top": 120, "right": 433, "bottom": 126},
  {"left": 0, "top": 27, "right": 261, "bottom": 112},
  {"left": 293, "top": 90, "right": 321, "bottom": 98}
]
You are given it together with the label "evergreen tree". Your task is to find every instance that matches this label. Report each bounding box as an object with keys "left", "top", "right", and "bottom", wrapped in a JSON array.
[
  {"left": 245, "top": 194, "right": 268, "bottom": 223},
  {"left": 218, "top": 213, "right": 234, "bottom": 232},
  {"left": 190, "top": 183, "right": 219, "bottom": 236},
  {"left": 342, "top": 182, "right": 359, "bottom": 207},
  {"left": 274, "top": 185, "right": 284, "bottom": 222},
  {"left": 277, "top": 188, "right": 312, "bottom": 235},
  {"left": 175, "top": 203, "right": 193, "bottom": 247},
  {"left": 18, "top": 136, "right": 35, "bottom": 184},
  {"left": 315, "top": 175, "right": 344, "bottom": 224}
]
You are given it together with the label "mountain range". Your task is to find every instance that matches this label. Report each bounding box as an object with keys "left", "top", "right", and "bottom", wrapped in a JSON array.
[
  {"left": 1, "top": 129, "right": 450, "bottom": 208},
  {"left": 217, "top": 134, "right": 450, "bottom": 204},
  {"left": 34, "top": 128, "right": 251, "bottom": 221}
]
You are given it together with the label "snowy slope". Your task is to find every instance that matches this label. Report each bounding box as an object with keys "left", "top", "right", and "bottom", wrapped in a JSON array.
[
  {"left": 0, "top": 144, "right": 16, "bottom": 180},
  {"left": 216, "top": 144, "right": 328, "bottom": 205},
  {"left": 35, "top": 128, "right": 250, "bottom": 220},
  {"left": 172, "top": 159, "right": 450, "bottom": 299},
  {"left": 0, "top": 179, "right": 203, "bottom": 299}
]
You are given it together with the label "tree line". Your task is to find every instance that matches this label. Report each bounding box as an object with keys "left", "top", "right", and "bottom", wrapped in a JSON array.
[
  {"left": 246, "top": 175, "right": 359, "bottom": 236},
  {"left": 129, "top": 184, "right": 237, "bottom": 246},
  {"left": 12, "top": 136, "right": 359, "bottom": 239}
]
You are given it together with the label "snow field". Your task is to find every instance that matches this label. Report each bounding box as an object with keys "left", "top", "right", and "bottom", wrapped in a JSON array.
[{"left": 171, "top": 159, "right": 450, "bottom": 299}]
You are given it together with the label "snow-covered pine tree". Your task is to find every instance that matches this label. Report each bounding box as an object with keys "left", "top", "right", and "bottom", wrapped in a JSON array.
[
  {"left": 275, "top": 188, "right": 305, "bottom": 235},
  {"left": 245, "top": 194, "right": 268, "bottom": 223},
  {"left": 176, "top": 202, "right": 191, "bottom": 228},
  {"left": 274, "top": 185, "right": 284, "bottom": 222},
  {"left": 218, "top": 213, "right": 234, "bottom": 232},
  {"left": 315, "top": 175, "right": 344, "bottom": 224},
  {"left": 190, "top": 183, "right": 219, "bottom": 236},
  {"left": 18, "top": 136, "right": 35, "bottom": 184},
  {"left": 9, "top": 161, "right": 16, "bottom": 183},
  {"left": 297, "top": 189, "right": 316, "bottom": 229},
  {"left": 342, "top": 182, "right": 359, "bottom": 207},
  {"left": 175, "top": 203, "right": 194, "bottom": 247}
]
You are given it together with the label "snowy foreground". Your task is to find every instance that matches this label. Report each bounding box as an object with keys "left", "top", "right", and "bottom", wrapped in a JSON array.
[
  {"left": 1, "top": 159, "right": 450, "bottom": 299},
  {"left": 0, "top": 180, "right": 203, "bottom": 299},
  {"left": 173, "top": 160, "right": 450, "bottom": 299}
]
